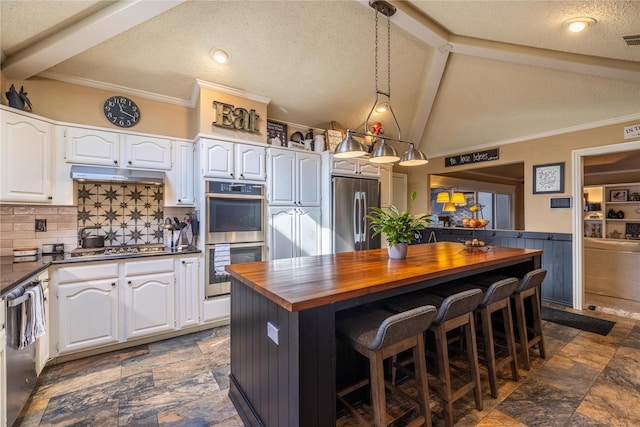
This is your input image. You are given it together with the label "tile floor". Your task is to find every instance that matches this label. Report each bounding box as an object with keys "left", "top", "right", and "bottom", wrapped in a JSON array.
[{"left": 15, "top": 298, "right": 640, "bottom": 427}]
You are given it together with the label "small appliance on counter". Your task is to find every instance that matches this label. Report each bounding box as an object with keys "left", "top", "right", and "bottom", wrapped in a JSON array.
[{"left": 13, "top": 248, "right": 38, "bottom": 262}]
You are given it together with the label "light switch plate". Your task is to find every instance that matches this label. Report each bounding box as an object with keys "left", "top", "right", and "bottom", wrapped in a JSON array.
[{"left": 267, "top": 322, "right": 279, "bottom": 345}]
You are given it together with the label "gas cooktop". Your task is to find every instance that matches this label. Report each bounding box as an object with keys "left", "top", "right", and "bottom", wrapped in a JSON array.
[{"left": 70, "top": 244, "right": 168, "bottom": 258}]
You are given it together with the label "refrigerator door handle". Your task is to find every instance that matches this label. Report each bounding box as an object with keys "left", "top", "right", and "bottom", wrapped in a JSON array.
[
  {"left": 353, "top": 192, "right": 360, "bottom": 244},
  {"left": 361, "top": 191, "right": 368, "bottom": 243}
]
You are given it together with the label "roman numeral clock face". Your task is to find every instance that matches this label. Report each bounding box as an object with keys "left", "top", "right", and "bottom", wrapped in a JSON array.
[{"left": 103, "top": 96, "right": 140, "bottom": 128}]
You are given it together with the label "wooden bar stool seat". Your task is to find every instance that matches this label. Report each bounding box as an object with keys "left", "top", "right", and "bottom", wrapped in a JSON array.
[
  {"left": 387, "top": 289, "right": 484, "bottom": 427},
  {"left": 336, "top": 304, "right": 437, "bottom": 427},
  {"left": 431, "top": 278, "right": 520, "bottom": 398},
  {"left": 511, "top": 268, "right": 548, "bottom": 370}
]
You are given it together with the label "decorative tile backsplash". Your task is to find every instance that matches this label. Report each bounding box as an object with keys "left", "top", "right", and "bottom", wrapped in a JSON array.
[{"left": 77, "top": 182, "right": 164, "bottom": 246}]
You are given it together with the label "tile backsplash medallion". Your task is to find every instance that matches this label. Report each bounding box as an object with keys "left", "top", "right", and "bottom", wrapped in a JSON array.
[
  {"left": 0, "top": 182, "right": 194, "bottom": 256},
  {"left": 77, "top": 182, "right": 164, "bottom": 246}
]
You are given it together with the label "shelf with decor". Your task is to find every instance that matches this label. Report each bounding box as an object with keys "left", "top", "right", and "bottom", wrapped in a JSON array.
[{"left": 602, "top": 183, "right": 640, "bottom": 240}]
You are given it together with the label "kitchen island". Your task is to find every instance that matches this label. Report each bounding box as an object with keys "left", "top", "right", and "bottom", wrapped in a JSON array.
[{"left": 226, "top": 242, "right": 542, "bottom": 426}]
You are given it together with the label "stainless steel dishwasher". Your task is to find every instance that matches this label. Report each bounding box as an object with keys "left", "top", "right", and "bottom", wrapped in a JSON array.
[{"left": 5, "top": 276, "right": 43, "bottom": 426}]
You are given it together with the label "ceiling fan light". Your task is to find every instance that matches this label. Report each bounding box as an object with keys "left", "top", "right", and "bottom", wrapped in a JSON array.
[
  {"left": 333, "top": 132, "right": 368, "bottom": 158},
  {"left": 369, "top": 141, "right": 400, "bottom": 163},
  {"left": 398, "top": 144, "right": 429, "bottom": 166}
]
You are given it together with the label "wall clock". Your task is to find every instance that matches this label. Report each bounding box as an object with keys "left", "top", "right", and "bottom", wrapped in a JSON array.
[{"left": 103, "top": 96, "right": 140, "bottom": 128}]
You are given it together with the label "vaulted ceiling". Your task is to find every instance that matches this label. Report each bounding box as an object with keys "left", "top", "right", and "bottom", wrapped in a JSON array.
[{"left": 2, "top": 0, "right": 639, "bottom": 159}]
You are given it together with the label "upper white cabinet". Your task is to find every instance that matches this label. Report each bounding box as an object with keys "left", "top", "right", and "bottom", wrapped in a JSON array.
[
  {"left": 201, "top": 138, "right": 266, "bottom": 181},
  {"left": 267, "top": 206, "right": 322, "bottom": 260},
  {"left": 165, "top": 141, "right": 195, "bottom": 206},
  {"left": 0, "top": 108, "right": 54, "bottom": 203},
  {"left": 64, "top": 127, "right": 171, "bottom": 170},
  {"left": 331, "top": 157, "right": 380, "bottom": 178},
  {"left": 380, "top": 165, "right": 393, "bottom": 209},
  {"left": 268, "top": 148, "right": 321, "bottom": 206}
]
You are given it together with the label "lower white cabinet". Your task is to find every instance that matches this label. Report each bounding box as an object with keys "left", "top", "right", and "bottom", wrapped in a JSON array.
[
  {"left": 35, "top": 287, "right": 50, "bottom": 376},
  {"left": 176, "top": 257, "right": 200, "bottom": 328},
  {"left": 268, "top": 206, "right": 321, "bottom": 260},
  {"left": 123, "top": 271, "right": 175, "bottom": 340}
]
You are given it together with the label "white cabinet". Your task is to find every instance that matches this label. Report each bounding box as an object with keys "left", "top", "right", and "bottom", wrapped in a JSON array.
[
  {"left": 35, "top": 271, "right": 50, "bottom": 376},
  {"left": 0, "top": 108, "right": 54, "bottom": 203},
  {"left": 176, "top": 257, "right": 200, "bottom": 328},
  {"left": 268, "top": 206, "right": 321, "bottom": 260},
  {"left": 201, "top": 138, "right": 266, "bottom": 181},
  {"left": 64, "top": 127, "right": 172, "bottom": 170},
  {"left": 268, "top": 148, "right": 321, "bottom": 206},
  {"left": 331, "top": 157, "right": 380, "bottom": 178},
  {"left": 0, "top": 298, "right": 6, "bottom": 427},
  {"left": 55, "top": 263, "right": 119, "bottom": 354},
  {"left": 122, "top": 135, "right": 172, "bottom": 170},
  {"left": 166, "top": 141, "right": 195, "bottom": 206},
  {"left": 380, "top": 165, "right": 393, "bottom": 208}
]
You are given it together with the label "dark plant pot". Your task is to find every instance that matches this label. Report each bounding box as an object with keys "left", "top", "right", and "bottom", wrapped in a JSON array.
[{"left": 82, "top": 236, "right": 105, "bottom": 248}]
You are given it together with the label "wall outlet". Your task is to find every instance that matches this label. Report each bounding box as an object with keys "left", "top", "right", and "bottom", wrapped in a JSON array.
[
  {"left": 35, "top": 219, "right": 47, "bottom": 232},
  {"left": 267, "top": 322, "right": 279, "bottom": 345}
]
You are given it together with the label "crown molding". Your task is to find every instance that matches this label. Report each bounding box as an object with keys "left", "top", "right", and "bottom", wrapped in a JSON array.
[{"left": 194, "top": 79, "right": 271, "bottom": 104}]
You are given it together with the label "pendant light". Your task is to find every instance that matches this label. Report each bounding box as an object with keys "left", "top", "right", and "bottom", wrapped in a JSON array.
[{"left": 333, "top": 0, "right": 428, "bottom": 166}]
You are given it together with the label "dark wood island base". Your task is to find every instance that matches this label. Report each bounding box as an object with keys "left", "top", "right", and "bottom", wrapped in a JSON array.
[{"left": 226, "top": 242, "right": 542, "bottom": 426}]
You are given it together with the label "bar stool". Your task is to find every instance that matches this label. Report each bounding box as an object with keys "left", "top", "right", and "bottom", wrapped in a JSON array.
[
  {"left": 387, "top": 289, "right": 484, "bottom": 427},
  {"left": 511, "top": 268, "right": 547, "bottom": 370},
  {"left": 431, "top": 278, "right": 520, "bottom": 398},
  {"left": 336, "top": 304, "right": 437, "bottom": 427}
]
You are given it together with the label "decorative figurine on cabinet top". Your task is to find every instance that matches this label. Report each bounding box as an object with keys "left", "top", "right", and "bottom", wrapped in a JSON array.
[{"left": 5, "top": 84, "right": 32, "bottom": 111}]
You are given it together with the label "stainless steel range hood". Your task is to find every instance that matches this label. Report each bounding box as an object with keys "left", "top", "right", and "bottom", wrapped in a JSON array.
[{"left": 70, "top": 165, "right": 165, "bottom": 185}]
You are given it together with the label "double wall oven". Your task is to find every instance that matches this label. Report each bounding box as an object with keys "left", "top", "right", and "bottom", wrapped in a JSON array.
[{"left": 205, "top": 181, "right": 265, "bottom": 298}]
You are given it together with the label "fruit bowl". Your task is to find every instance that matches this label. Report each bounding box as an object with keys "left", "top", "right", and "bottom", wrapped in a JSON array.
[
  {"left": 464, "top": 238, "right": 488, "bottom": 251},
  {"left": 462, "top": 218, "right": 489, "bottom": 228}
]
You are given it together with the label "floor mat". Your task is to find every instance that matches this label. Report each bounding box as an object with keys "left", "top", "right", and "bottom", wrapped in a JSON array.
[{"left": 541, "top": 307, "right": 615, "bottom": 336}]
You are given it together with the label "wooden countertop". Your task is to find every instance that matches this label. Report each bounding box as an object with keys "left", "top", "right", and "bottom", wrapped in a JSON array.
[{"left": 226, "top": 242, "right": 542, "bottom": 312}]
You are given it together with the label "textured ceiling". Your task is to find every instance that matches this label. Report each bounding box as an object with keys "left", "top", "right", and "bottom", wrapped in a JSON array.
[{"left": 1, "top": 0, "right": 639, "bottom": 161}]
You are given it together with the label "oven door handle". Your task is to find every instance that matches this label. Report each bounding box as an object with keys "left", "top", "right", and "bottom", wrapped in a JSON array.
[{"left": 206, "top": 193, "right": 265, "bottom": 200}]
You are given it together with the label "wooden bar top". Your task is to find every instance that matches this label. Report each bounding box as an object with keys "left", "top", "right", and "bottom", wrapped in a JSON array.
[{"left": 226, "top": 242, "right": 542, "bottom": 312}]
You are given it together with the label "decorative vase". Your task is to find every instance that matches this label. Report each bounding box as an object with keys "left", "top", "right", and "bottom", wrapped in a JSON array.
[{"left": 387, "top": 243, "right": 408, "bottom": 259}]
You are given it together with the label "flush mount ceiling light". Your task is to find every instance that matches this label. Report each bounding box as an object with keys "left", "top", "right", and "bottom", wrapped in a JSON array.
[
  {"left": 333, "top": 0, "right": 428, "bottom": 166},
  {"left": 563, "top": 17, "right": 596, "bottom": 33},
  {"left": 209, "top": 48, "right": 230, "bottom": 64}
]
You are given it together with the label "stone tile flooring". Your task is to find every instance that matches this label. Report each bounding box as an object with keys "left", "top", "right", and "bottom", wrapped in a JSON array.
[{"left": 15, "top": 300, "right": 640, "bottom": 426}]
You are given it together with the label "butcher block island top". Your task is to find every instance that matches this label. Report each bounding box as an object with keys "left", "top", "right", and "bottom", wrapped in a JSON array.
[{"left": 226, "top": 241, "right": 543, "bottom": 312}]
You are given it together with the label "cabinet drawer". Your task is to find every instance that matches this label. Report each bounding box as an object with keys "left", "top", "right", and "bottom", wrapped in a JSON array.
[
  {"left": 122, "top": 258, "right": 175, "bottom": 276},
  {"left": 56, "top": 263, "right": 119, "bottom": 283}
]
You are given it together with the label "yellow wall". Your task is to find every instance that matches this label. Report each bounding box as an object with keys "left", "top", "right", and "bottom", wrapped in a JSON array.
[{"left": 407, "top": 119, "right": 640, "bottom": 233}]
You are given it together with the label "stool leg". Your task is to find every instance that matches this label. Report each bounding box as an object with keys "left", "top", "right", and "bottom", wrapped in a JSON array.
[
  {"left": 531, "top": 289, "right": 546, "bottom": 359},
  {"left": 434, "top": 325, "right": 454, "bottom": 427},
  {"left": 464, "top": 316, "right": 483, "bottom": 411},
  {"left": 503, "top": 302, "right": 519, "bottom": 382},
  {"left": 514, "top": 294, "right": 531, "bottom": 370},
  {"left": 413, "top": 333, "right": 432, "bottom": 427},
  {"left": 480, "top": 307, "right": 498, "bottom": 399},
  {"left": 369, "top": 351, "right": 387, "bottom": 427}
]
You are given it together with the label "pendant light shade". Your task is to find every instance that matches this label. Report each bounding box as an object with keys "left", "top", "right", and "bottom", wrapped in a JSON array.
[
  {"left": 398, "top": 144, "right": 429, "bottom": 166},
  {"left": 333, "top": 131, "right": 368, "bottom": 158},
  {"left": 436, "top": 192, "right": 450, "bottom": 203},
  {"left": 451, "top": 192, "right": 466, "bottom": 205},
  {"left": 443, "top": 202, "right": 456, "bottom": 212},
  {"left": 369, "top": 140, "right": 400, "bottom": 163}
]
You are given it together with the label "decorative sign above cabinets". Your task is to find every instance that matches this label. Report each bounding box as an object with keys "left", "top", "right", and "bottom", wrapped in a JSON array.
[
  {"left": 445, "top": 148, "right": 499, "bottom": 167},
  {"left": 212, "top": 101, "right": 260, "bottom": 133}
]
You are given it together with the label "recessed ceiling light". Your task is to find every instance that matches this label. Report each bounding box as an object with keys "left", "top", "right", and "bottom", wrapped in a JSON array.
[
  {"left": 563, "top": 17, "right": 596, "bottom": 33},
  {"left": 209, "top": 48, "right": 230, "bottom": 64}
]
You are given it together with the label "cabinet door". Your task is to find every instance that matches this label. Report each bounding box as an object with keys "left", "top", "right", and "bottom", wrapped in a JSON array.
[
  {"left": 166, "top": 141, "right": 195, "bottom": 206},
  {"left": 332, "top": 158, "right": 358, "bottom": 175},
  {"left": 268, "top": 207, "right": 296, "bottom": 260},
  {"left": 176, "top": 257, "right": 200, "bottom": 328},
  {"left": 379, "top": 165, "right": 393, "bottom": 208},
  {"left": 57, "top": 279, "right": 119, "bottom": 354},
  {"left": 269, "top": 149, "right": 296, "bottom": 205},
  {"left": 297, "top": 153, "right": 322, "bottom": 206},
  {"left": 122, "top": 135, "right": 172, "bottom": 170},
  {"left": 124, "top": 272, "right": 175, "bottom": 340},
  {"left": 237, "top": 144, "right": 266, "bottom": 181},
  {"left": 298, "top": 207, "right": 322, "bottom": 257},
  {"left": 358, "top": 160, "right": 380, "bottom": 177},
  {"left": 0, "top": 111, "right": 53, "bottom": 202},
  {"left": 65, "top": 127, "right": 120, "bottom": 166},
  {"left": 202, "top": 139, "right": 234, "bottom": 178}
]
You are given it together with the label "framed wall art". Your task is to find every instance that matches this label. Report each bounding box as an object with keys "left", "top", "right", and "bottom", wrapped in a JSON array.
[
  {"left": 533, "top": 162, "right": 565, "bottom": 194},
  {"left": 326, "top": 129, "right": 344, "bottom": 152},
  {"left": 610, "top": 189, "right": 628, "bottom": 202}
]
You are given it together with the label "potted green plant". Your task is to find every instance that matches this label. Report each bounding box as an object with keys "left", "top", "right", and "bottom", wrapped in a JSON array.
[{"left": 367, "top": 191, "right": 432, "bottom": 259}]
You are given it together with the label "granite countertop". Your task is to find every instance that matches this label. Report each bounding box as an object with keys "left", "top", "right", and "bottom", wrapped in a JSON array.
[{"left": 1, "top": 248, "right": 202, "bottom": 298}]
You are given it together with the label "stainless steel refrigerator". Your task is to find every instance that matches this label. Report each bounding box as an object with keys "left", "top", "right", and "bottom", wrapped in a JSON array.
[{"left": 332, "top": 176, "right": 381, "bottom": 253}]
